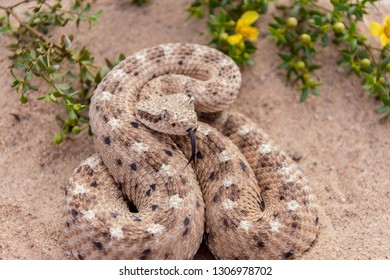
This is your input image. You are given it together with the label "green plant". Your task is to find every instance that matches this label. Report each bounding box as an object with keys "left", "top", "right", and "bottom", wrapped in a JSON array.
[
  {"left": 0, "top": 0, "right": 125, "bottom": 143},
  {"left": 187, "top": 0, "right": 274, "bottom": 65},
  {"left": 268, "top": 0, "right": 390, "bottom": 120},
  {"left": 187, "top": 0, "right": 390, "bottom": 120}
]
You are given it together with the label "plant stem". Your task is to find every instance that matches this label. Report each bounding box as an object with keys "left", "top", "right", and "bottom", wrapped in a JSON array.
[
  {"left": 0, "top": 4, "right": 70, "bottom": 54},
  {"left": 42, "top": 2, "right": 81, "bottom": 17}
]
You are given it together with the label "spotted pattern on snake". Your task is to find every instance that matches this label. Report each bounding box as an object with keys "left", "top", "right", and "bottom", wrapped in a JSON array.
[{"left": 63, "top": 43, "right": 319, "bottom": 260}]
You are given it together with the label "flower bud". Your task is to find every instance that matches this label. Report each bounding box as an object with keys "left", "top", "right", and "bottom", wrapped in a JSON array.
[
  {"left": 220, "top": 32, "right": 229, "bottom": 40},
  {"left": 19, "top": 95, "right": 28, "bottom": 104},
  {"left": 358, "top": 34, "right": 368, "bottom": 41},
  {"left": 72, "top": 126, "right": 82, "bottom": 134},
  {"left": 300, "top": 34, "right": 311, "bottom": 45},
  {"left": 320, "top": 24, "right": 330, "bottom": 33},
  {"left": 286, "top": 17, "right": 298, "bottom": 28},
  {"left": 296, "top": 61, "right": 306, "bottom": 70},
  {"left": 333, "top": 22, "right": 345, "bottom": 34},
  {"left": 307, "top": 79, "right": 316, "bottom": 87},
  {"left": 53, "top": 133, "right": 63, "bottom": 144},
  {"left": 352, "top": 63, "right": 360, "bottom": 72},
  {"left": 73, "top": 104, "right": 82, "bottom": 111},
  {"left": 360, "top": 58, "right": 371, "bottom": 69}
]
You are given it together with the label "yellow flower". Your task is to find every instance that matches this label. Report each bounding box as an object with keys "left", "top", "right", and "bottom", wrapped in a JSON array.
[
  {"left": 227, "top": 11, "right": 259, "bottom": 45},
  {"left": 370, "top": 16, "right": 390, "bottom": 46}
]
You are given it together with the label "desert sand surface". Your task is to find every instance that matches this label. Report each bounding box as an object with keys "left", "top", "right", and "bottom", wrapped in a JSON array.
[{"left": 0, "top": 0, "right": 389, "bottom": 260}]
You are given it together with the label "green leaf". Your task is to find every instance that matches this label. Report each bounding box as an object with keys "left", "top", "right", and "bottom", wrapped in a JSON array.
[
  {"left": 15, "top": 63, "right": 28, "bottom": 70},
  {"left": 69, "top": 109, "right": 78, "bottom": 121},
  {"left": 0, "top": 23, "right": 9, "bottom": 34},
  {"left": 362, "top": 84, "right": 371, "bottom": 90},
  {"left": 57, "top": 83, "right": 72, "bottom": 90},
  {"left": 53, "top": 71, "right": 68, "bottom": 79},
  {"left": 349, "top": 22, "right": 356, "bottom": 35},
  {"left": 30, "top": 49, "right": 36, "bottom": 59},
  {"left": 49, "top": 94, "right": 57, "bottom": 102},
  {"left": 21, "top": 83, "right": 28, "bottom": 94},
  {"left": 48, "top": 65, "right": 60, "bottom": 73},
  {"left": 25, "top": 71, "right": 32, "bottom": 81},
  {"left": 37, "top": 56, "right": 47, "bottom": 68},
  {"left": 279, "top": 53, "right": 293, "bottom": 62},
  {"left": 350, "top": 39, "right": 357, "bottom": 51},
  {"left": 300, "top": 88, "right": 309, "bottom": 102},
  {"left": 311, "top": 87, "right": 320, "bottom": 96},
  {"left": 11, "top": 79, "right": 20, "bottom": 88},
  {"left": 364, "top": 73, "right": 374, "bottom": 84},
  {"left": 308, "top": 64, "right": 321, "bottom": 71},
  {"left": 375, "top": 105, "right": 389, "bottom": 113},
  {"left": 322, "top": 34, "right": 329, "bottom": 45}
]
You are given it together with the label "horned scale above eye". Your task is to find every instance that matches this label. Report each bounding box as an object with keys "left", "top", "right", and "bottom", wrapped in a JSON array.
[{"left": 64, "top": 43, "right": 319, "bottom": 260}]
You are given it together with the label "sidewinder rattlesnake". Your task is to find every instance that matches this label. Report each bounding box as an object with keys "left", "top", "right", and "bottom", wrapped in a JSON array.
[{"left": 64, "top": 43, "right": 319, "bottom": 260}]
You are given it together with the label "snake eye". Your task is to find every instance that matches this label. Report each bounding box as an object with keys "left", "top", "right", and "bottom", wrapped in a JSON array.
[{"left": 162, "top": 110, "right": 169, "bottom": 121}]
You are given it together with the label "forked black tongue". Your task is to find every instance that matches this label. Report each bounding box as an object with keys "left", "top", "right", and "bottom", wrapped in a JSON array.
[{"left": 184, "top": 128, "right": 196, "bottom": 168}]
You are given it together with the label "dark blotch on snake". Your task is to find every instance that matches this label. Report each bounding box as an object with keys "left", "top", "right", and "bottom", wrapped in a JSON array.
[
  {"left": 140, "top": 249, "right": 151, "bottom": 260},
  {"left": 142, "top": 248, "right": 151, "bottom": 255},
  {"left": 239, "top": 161, "right": 247, "bottom": 171},
  {"left": 222, "top": 218, "right": 229, "bottom": 227},
  {"left": 93, "top": 241, "right": 103, "bottom": 251},
  {"left": 130, "top": 163, "right": 137, "bottom": 171},
  {"left": 256, "top": 240, "right": 265, "bottom": 248},
  {"left": 283, "top": 251, "right": 294, "bottom": 259},
  {"left": 71, "top": 209, "right": 78, "bottom": 218},
  {"left": 111, "top": 212, "right": 118, "bottom": 218},
  {"left": 146, "top": 189, "right": 152, "bottom": 197}
]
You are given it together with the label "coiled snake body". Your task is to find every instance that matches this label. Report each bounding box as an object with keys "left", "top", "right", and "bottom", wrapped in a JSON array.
[{"left": 64, "top": 43, "right": 319, "bottom": 260}]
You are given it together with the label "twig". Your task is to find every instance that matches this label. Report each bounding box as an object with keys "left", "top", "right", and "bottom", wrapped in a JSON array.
[{"left": 0, "top": 2, "right": 70, "bottom": 54}]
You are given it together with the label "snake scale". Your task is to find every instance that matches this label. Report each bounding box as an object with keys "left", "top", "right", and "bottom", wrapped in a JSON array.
[{"left": 64, "top": 43, "right": 319, "bottom": 260}]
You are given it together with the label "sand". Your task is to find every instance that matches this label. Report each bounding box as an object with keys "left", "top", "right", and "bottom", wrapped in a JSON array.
[{"left": 0, "top": 0, "right": 389, "bottom": 260}]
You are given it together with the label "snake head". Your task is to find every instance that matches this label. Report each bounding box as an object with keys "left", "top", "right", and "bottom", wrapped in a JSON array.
[{"left": 135, "top": 93, "right": 197, "bottom": 136}]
